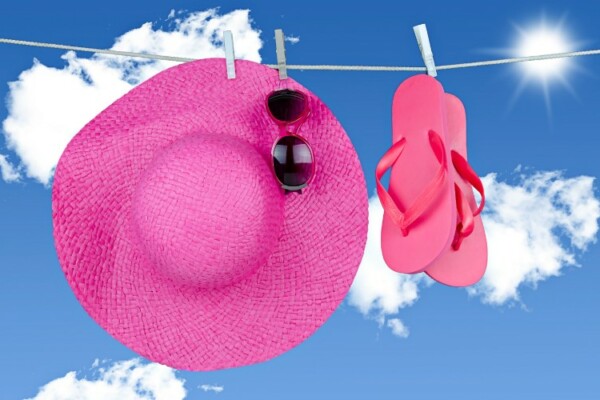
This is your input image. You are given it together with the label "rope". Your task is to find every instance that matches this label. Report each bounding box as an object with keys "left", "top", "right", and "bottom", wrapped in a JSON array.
[{"left": 2, "top": 37, "right": 600, "bottom": 72}]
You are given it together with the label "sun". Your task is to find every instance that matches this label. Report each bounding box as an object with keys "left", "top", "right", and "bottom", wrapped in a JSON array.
[
  {"left": 505, "top": 15, "right": 583, "bottom": 116},
  {"left": 515, "top": 24, "right": 572, "bottom": 80}
]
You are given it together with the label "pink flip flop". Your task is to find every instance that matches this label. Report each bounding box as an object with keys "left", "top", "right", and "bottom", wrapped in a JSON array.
[
  {"left": 424, "top": 94, "right": 487, "bottom": 287},
  {"left": 376, "top": 75, "right": 456, "bottom": 274}
]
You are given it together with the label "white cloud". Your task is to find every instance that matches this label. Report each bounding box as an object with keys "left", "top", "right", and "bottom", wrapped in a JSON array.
[
  {"left": 0, "top": 154, "right": 20, "bottom": 182},
  {"left": 348, "top": 170, "right": 599, "bottom": 336},
  {"left": 200, "top": 384, "right": 224, "bottom": 394},
  {"left": 285, "top": 35, "right": 300, "bottom": 44},
  {"left": 1, "top": 8, "right": 262, "bottom": 185},
  {"left": 26, "top": 358, "right": 186, "bottom": 400},
  {"left": 470, "top": 170, "right": 600, "bottom": 304},
  {"left": 347, "top": 196, "right": 432, "bottom": 337},
  {"left": 386, "top": 318, "right": 410, "bottom": 338}
]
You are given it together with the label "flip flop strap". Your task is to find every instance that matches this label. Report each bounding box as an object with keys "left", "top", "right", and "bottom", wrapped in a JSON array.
[
  {"left": 452, "top": 184, "right": 475, "bottom": 250},
  {"left": 451, "top": 150, "right": 485, "bottom": 216},
  {"left": 450, "top": 151, "right": 485, "bottom": 250},
  {"left": 376, "top": 130, "right": 448, "bottom": 237}
]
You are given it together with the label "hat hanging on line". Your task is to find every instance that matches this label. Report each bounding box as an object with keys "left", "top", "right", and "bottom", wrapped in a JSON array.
[{"left": 51, "top": 58, "right": 369, "bottom": 371}]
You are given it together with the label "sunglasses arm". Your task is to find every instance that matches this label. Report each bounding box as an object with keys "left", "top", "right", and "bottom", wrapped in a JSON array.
[{"left": 290, "top": 110, "right": 311, "bottom": 137}]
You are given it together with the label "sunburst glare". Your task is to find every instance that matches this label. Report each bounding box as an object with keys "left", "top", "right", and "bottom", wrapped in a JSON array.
[{"left": 502, "top": 14, "right": 584, "bottom": 117}]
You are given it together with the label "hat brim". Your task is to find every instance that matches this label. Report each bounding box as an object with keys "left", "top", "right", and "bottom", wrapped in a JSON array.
[{"left": 52, "top": 59, "right": 368, "bottom": 371}]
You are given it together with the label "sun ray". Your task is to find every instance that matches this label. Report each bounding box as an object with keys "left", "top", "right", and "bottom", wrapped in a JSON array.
[
  {"left": 542, "top": 80, "right": 553, "bottom": 121},
  {"left": 556, "top": 73, "right": 580, "bottom": 102},
  {"left": 556, "top": 11, "right": 569, "bottom": 31},
  {"left": 506, "top": 75, "right": 530, "bottom": 114}
]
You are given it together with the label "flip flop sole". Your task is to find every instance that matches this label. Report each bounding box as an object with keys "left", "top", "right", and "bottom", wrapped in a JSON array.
[
  {"left": 380, "top": 75, "right": 456, "bottom": 273},
  {"left": 424, "top": 94, "right": 488, "bottom": 287}
]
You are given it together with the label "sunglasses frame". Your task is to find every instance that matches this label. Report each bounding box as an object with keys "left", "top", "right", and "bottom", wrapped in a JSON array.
[{"left": 266, "top": 89, "right": 315, "bottom": 192}]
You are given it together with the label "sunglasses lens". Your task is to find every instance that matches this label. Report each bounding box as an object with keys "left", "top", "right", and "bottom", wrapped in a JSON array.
[
  {"left": 273, "top": 136, "right": 314, "bottom": 190},
  {"left": 268, "top": 89, "right": 307, "bottom": 122}
]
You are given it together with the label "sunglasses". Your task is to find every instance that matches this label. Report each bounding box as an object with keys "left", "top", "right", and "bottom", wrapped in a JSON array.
[{"left": 267, "top": 89, "right": 315, "bottom": 193}]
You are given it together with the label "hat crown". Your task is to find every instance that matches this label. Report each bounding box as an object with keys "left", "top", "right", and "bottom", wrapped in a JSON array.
[{"left": 131, "top": 133, "right": 285, "bottom": 289}]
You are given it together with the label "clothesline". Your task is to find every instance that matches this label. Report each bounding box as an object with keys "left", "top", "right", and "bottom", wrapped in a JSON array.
[{"left": 1, "top": 37, "right": 600, "bottom": 72}]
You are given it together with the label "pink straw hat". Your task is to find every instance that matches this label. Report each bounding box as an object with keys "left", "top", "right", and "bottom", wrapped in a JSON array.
[{"left": 52, "top": 58, "right": 368, "bottom": 371}]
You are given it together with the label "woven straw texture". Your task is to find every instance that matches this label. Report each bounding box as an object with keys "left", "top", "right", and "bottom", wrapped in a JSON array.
[{"left": 52, "top": 58, "right": 368, "bottom": 371}]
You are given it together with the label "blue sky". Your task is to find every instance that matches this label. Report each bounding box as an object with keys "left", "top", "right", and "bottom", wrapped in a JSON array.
[{"left": 1, "top": 1, "right": 600, "bottom": 399}]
